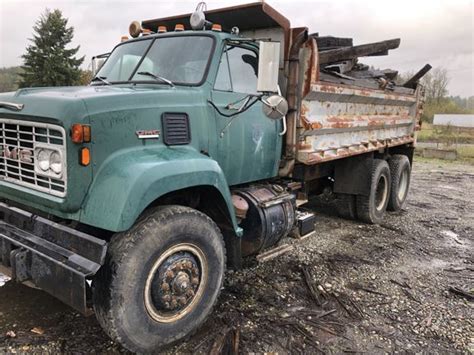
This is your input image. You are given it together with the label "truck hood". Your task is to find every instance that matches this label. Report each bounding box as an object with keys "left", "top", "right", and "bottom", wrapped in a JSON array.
[{"left": 0, "top": 85, "right": 177, "bottom": 125}]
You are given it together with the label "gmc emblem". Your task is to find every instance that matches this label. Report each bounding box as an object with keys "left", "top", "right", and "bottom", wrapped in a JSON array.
[{"left": 0, "top": 146, "right": 33, "bottom": 163}]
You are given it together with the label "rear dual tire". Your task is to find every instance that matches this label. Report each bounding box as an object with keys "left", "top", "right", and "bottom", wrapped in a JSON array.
[
  {"left": 336, "top": 156, "right": 411, "bottom": 223},
  {"left": 356, "top": 159, "right": 391, "bottom": 224},
  {"left": 387, "top": 155, "right": 411, "bottom": 211}
]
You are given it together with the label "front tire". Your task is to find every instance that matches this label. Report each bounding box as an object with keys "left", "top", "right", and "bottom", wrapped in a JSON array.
[
  {"left": 93, "top": 206, "right": 226, "bottom": 354},
  {"left": 356, "top": 159, "right": 391, "bottom": 224}
]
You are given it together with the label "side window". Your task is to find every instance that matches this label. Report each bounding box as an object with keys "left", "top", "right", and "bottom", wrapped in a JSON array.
[
  {"left": 214, "top": 45, "right": 258, "bottom": 94},
  {"left": 214, "top": 49, "right": 232, "bottom": 91}
]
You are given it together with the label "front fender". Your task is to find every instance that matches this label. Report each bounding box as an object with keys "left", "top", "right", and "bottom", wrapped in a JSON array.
[{"left": 79, "top": 146, "right": 240, "bottom": 234}]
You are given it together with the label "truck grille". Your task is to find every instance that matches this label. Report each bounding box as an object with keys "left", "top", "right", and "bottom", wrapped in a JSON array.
[{"left": 0, "top": 119, "right": 67, "bottom": 197}]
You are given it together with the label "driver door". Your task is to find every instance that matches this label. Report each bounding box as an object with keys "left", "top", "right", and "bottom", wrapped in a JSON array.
[{"left": 210, "top": 44, "right": 282, "bottom": 186}]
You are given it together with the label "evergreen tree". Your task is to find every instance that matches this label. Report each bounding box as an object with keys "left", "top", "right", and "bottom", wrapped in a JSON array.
[{"left": 19, "top": 9, "right": 84, "bottom": 87}]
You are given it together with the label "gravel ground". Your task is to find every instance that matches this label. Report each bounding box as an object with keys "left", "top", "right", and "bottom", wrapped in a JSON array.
[{"left": 0, "top": 157, "right": 473, "bottom": 354}]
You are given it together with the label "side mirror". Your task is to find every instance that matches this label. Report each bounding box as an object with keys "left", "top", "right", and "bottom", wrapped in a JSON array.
[
  {"left": 262, "top": 95, "right": 288, "bottom": 120},
  {"left": 257, "top": 41, "right": 280, "bottom": 93},
  {"left": 91, "top": 53, "right": 110, "bottom": 76}
]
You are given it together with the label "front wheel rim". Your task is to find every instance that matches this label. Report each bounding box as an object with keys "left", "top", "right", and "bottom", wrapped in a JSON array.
[{"left": 144, "top": 243, "right": 208, "bottom": 323}]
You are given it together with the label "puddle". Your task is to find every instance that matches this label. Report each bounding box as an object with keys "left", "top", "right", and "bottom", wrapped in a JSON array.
[{"left": 0, "top": 272, "right": 11, "bottom": 287}]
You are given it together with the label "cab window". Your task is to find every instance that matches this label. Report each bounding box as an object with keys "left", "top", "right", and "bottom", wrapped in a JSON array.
[{"left": 214, "top": 45, "right": 258, "bottom": 94}]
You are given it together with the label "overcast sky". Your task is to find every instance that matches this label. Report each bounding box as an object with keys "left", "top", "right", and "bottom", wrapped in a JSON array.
[{"left": 1, "top": 0, "right": 473, "bottom": 96}]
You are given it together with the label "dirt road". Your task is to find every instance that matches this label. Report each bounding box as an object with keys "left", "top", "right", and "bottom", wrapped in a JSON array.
[{"left": 1, "top": 158, "right": 473, "bottom": 353}]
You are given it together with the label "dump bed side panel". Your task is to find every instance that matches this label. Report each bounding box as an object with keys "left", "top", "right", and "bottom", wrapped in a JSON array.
[{"left": 297, "top": 82, "right": 422, "bottom": 164}]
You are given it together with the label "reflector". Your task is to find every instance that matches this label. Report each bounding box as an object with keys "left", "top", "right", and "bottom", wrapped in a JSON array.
[{"left": 80, "top": 148, "right": 91, "bottom": 166}]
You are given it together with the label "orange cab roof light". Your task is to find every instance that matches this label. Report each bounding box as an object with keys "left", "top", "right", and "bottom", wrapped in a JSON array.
[
  {"left": 157, "top": 26, "right": 167, "bottom": 33},
  {"left": 121, "top": 36, "right": 128, "bottom": 42},
  {"left": 211, "top": 24, "right": 222, "bottom": 32},
  {"left": 175, "top": 24, "right": 185, "bottom": 31}
]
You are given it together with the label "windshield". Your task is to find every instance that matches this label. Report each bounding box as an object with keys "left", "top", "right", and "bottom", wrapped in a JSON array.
[{"left": 94, "top": 35, "right": 214, "bottom": 85}]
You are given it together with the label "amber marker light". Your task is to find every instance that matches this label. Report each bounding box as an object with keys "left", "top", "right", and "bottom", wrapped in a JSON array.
[
  {"left": 80, "top": 147, "right": 91, "bottom": 166},
  {"left": 175, "top": 24, "right": 185, "bottom": 31},
  {"left": 82, "top": 125, "right": 91, "bottom": 143},
  {"left": 71, "top": 124, "right": 91, "bottom": 143},
  {"left": 157, "top": 26, "right": 167, "bottom": 33},
  {"left": 71, "top": 124, "right": 84, "bottom": 143}
]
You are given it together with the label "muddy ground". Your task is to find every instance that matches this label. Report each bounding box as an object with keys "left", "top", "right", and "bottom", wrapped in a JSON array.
[{"left": 0, "top": 157, "right": 473, "bottom": 354}]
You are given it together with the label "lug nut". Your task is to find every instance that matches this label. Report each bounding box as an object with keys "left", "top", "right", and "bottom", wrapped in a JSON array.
[
  {"left": 165, "top": 270, "right": 175, "bottom": 279},
  {"left": 161, "top": 282, "right": 170, "bottom": 292},
  {"left": 191, "top": 277, "right": 199, "bottom": 285},
  {"left": 170, "top": 299, "right": 178, "bottom": 309},
  {"left": 162, "top": 294, "right": 171, "bottom": 302},
  {"left": 186, "top": 289, "right": 195, "bottom": 297},
  {"left": 178, "top": 297, "right": 187, "bottom": 305},
  {"left": 192, "top": 267, "right": 199, "bottom": 276}
]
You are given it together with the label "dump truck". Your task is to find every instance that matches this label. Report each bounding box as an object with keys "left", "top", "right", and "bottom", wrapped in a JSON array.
[{"left": 0, "top": 2, "right": 428, "bottom": 352}]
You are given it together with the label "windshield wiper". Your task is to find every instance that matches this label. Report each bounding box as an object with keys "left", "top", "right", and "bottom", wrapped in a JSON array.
[
  {"left": 91, "top": 76, "right": 111, "bottom": 85},
  {"left": 137, "top": 71, "right": 175, "bottom": 88}
]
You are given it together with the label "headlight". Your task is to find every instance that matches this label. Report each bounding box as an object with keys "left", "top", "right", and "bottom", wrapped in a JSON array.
[
  {"left": 50, "top": 151, "right": 62, "bottom": 174},
  {"left": 37, "top": 149, "right": 51, "bottom": 171},
  {"left": 34, "top": 147, "right": 64, "bottom": 177}
]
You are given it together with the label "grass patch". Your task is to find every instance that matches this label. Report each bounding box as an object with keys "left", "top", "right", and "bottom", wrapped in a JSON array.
[
  {"left": 457, "top": 145, "right": 474, "bottom": 164},
  {"left": 417, "top": 123, "right": 474, "bottom": 144},
  {"left": 415, "top": 145, "right": 474, "bottom": 165}
]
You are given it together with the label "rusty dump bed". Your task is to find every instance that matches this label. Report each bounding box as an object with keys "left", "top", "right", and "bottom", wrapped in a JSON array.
[{"left": 296, "top": 83, "right": 423, "bottom": 164}]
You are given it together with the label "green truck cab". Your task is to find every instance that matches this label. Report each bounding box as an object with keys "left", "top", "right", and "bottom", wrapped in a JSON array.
[{"left": 0, "top": 3, "right": 425, "bottom": 352}]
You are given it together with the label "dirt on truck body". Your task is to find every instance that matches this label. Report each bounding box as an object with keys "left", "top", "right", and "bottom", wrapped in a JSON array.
[{"left": 0, "top": 2, "right": 444, "bottom": 353}]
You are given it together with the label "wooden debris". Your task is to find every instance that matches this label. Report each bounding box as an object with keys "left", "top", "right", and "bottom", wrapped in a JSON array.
[
  {"left": 448, "top": 286, "right": 474, "bottom": 301},
  {"left": 349, "top": 282, "right": 388, "bottom": 296},
  {"left": 403, "top": 64, "right": 432, "bottom": 89},
  {"left": 319, "top": 38, "right": 400, "bottom": 64},
  {"left": 209, "top": 327, "right": 240, "bottom": 355},
  {"left": 402, "top": 289, "right": 421, "bottom": 304},
  {"left": 301, "top": 267, "right": 322, "bottom": 306},
  {"left": 315, "top": 36, "right": 353, "bottom": 50},
  {"left": 31, "top": 327, "right": 45, "bottom": 335},
  {"left": 256, "top": 244, "right": 294, "bottom": 263},
  {"left": 390, "top": 278, "right": 411, "bottom": 289}
]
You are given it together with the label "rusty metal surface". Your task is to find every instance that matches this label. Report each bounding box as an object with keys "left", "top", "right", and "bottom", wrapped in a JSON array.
[
  {"left": 142, "top": 2, "right": 290, "bottom": 33},
  {"left": 296, "top": 82, "right": 420, "bottom": 164}
]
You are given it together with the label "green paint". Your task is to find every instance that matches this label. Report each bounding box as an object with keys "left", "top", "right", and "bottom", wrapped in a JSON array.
[{"left": 0, "top": 31, "right": 282, "bottom": 237}]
